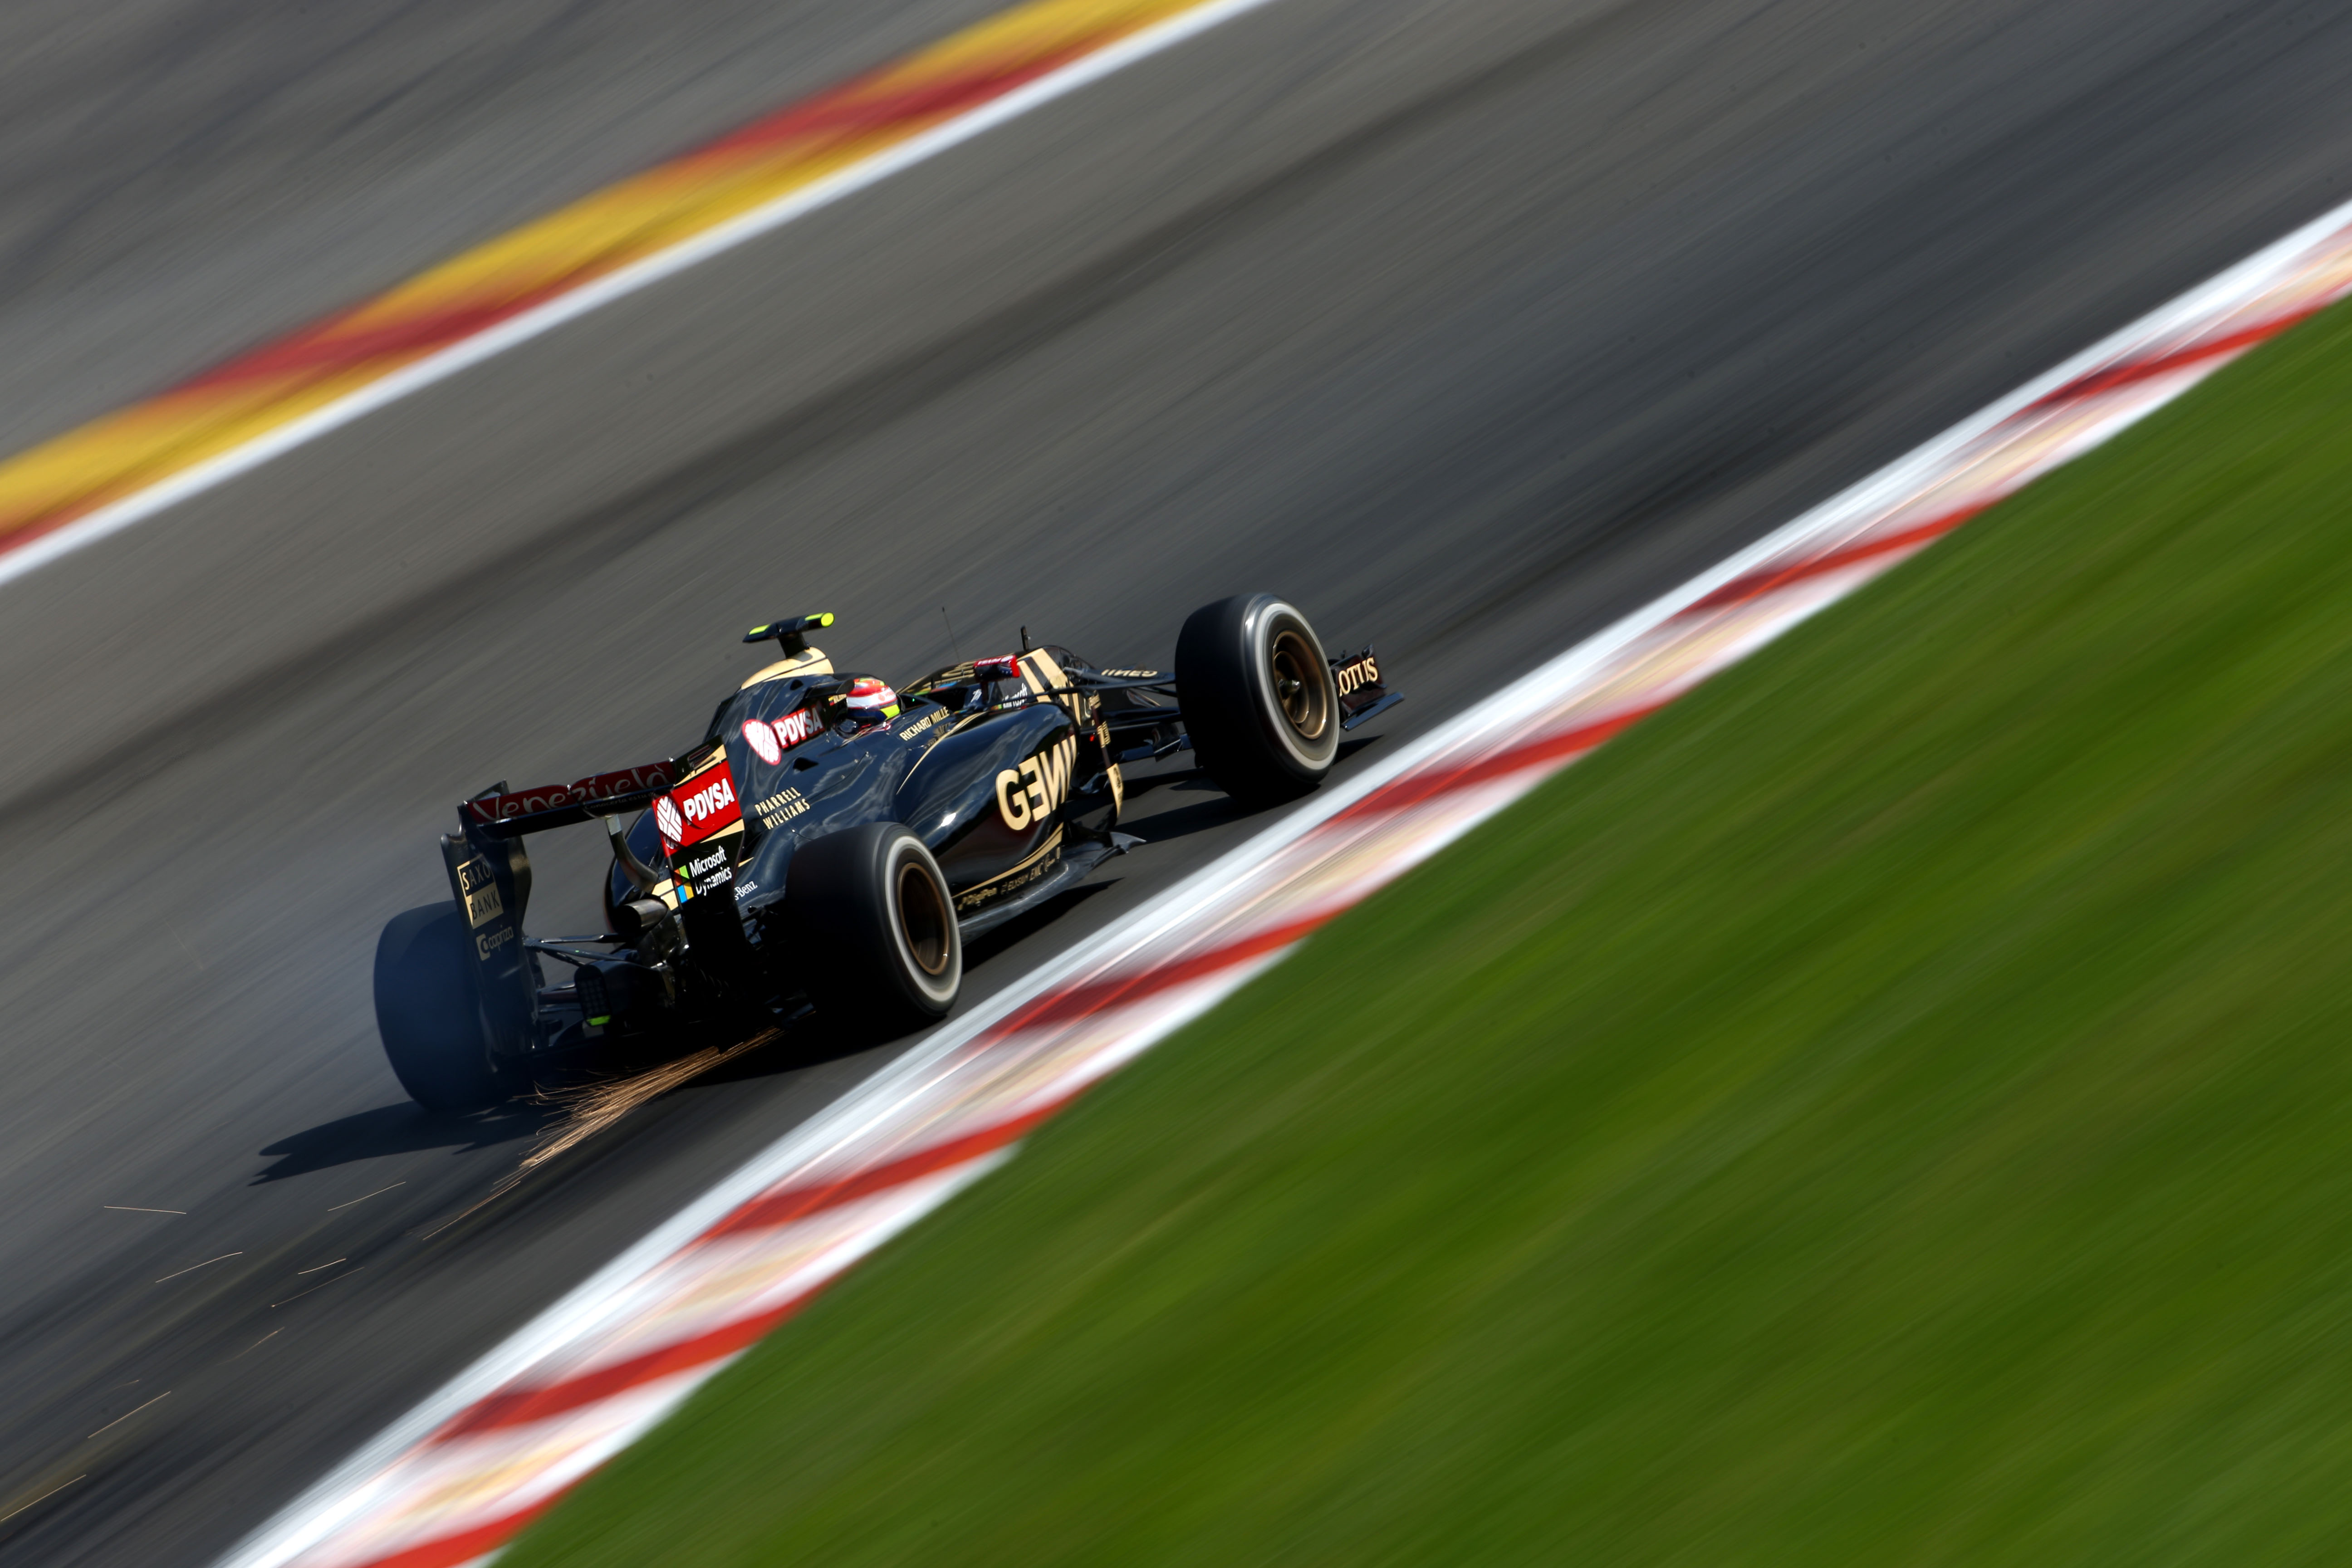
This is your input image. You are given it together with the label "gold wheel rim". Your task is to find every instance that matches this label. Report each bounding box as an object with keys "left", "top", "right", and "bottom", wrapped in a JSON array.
[
  {"left": 1268, "top": 627, "right": 1330, "bottom": 743},
  {"left": 897, "top": 858, "right": 953, "bottom": 976}
]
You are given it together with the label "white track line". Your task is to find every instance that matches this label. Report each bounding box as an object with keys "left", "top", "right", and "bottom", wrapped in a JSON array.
[{"left": 0, "top": 0, "right": 1285, "bottom": 597}]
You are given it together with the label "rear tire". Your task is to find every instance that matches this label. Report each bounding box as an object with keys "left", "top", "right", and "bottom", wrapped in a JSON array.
[
  {"left": 786, "top": 823, "right": 961, "bottom": 1037},
  {"left": 1174, "top": 593, "right": 1340, "bottom": 804},
  {"left": 373, "top": 904, "right": 516, "bottom": 1111}
]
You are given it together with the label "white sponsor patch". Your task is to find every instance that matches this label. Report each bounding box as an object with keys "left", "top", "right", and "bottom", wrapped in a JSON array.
[
  {"left": 741, "top": 719, "right": 783, "bottom": 765},
  {"left": 653, "top": 797, "right": 684, "bottom": 843},
  {"left": 679, "top": 774, "right": 736, "bottom": 825},
  {"left": 774, "top": 707, "right": 823, "bottom": 749}
]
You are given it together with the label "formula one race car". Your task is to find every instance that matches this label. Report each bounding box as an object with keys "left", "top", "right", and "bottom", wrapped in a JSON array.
[{"left": 372, "top": 593, "right": 1398, "bottom": 1109}]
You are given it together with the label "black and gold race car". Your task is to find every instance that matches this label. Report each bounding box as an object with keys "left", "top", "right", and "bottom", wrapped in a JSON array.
[{"left": 373, "top": 593, "right": 1398, "bottom": 1108}]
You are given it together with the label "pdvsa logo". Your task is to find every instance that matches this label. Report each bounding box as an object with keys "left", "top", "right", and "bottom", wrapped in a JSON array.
[
  {"left": 656, "top": 760, "right": 743, "bottom": 853},
  {"left": 742, "top": 707, "right": 823, "bottom": 765},
  {"left": 679, "top": 773, "right": 736, "bottom": 826},
  {"left": 996, "top": 735, "right": 1080, "bottom": 830},
  {"left": 741, "top": 719, "right": 783, "bottom": 764}
]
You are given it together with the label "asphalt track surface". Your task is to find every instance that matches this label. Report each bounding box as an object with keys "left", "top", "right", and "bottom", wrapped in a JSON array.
[
  {"left": 4, "top": 0, "right": 2352, "bottom": 1561},
  {"left": 0, "top": 0, "right": 1019, "bottom": 458}
]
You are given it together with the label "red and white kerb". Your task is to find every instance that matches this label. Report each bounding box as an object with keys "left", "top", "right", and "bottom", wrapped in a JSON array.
[{"left": 219, "top": 199, "right": 2352, "bottom": 1568}]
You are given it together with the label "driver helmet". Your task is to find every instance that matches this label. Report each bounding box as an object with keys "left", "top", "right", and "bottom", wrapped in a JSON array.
[{"left": 841, "top": 676, "right": 901, "bottom": 724}]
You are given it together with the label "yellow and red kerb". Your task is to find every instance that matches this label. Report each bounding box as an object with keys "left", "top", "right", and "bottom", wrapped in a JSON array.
[{"left": 0, "top": 0, "right": 1220, "bottom": 559}]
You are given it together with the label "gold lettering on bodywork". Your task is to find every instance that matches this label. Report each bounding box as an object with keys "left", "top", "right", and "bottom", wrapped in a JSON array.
[
  {"left": 996, "top": 768, "right": 1032, "bottom": 830},
  {"left": 459, "top": 860, "right": 504, "bottom": 928},
  {"left": 956, "top": 828, "right": 1065, "bottom": 909},
  {"left": 1042, "top": 742, "right": 1069, "bottom": 807},
  {"left": 755, "top": 788, "right": 810, "bottom": 830},
  {"left": 1000, "top": 735, "right": 1083, "bottom": 829}
]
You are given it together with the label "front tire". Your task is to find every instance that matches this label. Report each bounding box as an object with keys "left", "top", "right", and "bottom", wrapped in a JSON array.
[
  {"left": 1174, "top": 593, "right": 1340, "bottom": 804},
  {"left": 373, "top": 905, "right": 516, "bottom": 1111},
  {"left": 786, "top": 823, "right": 962, "bottom": 1038}
]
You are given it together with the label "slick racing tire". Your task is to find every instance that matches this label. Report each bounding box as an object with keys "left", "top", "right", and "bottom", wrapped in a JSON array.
[
  {"left": 786, "top": 823, "right": 961, "bottom": 1037},
  {"left": 1174, "top": 593, "right": 1340, "bottom": 805},
  {"left": 374, "top": 904, "right": 517, "bottom": 1112}
]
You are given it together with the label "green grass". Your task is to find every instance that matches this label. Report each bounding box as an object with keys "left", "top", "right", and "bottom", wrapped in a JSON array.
[{"left": 505, "top": 301, "right": 2352, "bottom": 1568}]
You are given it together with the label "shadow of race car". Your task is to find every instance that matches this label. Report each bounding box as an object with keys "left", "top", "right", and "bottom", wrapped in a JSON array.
[{"left": 372, "top": 593, "right": 1399, "bottom": 1108}]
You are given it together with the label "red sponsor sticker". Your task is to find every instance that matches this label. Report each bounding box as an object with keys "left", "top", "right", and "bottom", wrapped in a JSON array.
[
  {"left": 465, "top": 762, "right": 673, "bottom": 825},
  {"left": 654, "top": 760, "right": 742, "bottom": 854}
]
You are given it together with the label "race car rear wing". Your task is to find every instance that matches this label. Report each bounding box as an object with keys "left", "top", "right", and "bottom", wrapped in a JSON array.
[
  {"left": 460, "top": 762, "right": 675, "bottom": 839},
  {"left": 441, "top": 805, "right": 540, "bottom": 1061},
  {"left": 438, "top": 761, "right": 676, "bottom": 1059}
]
